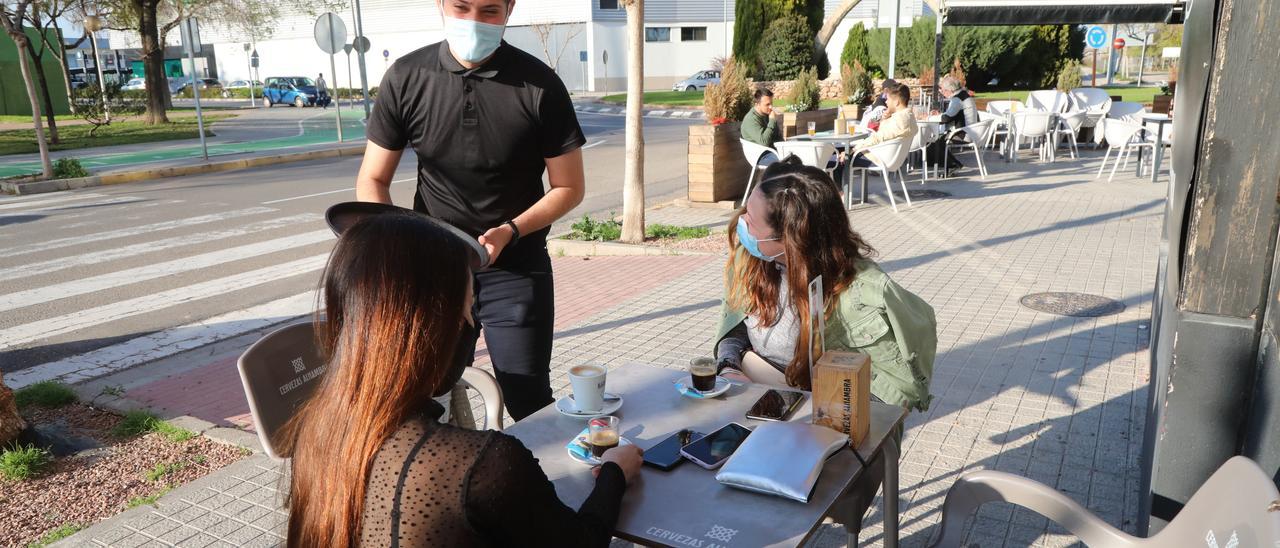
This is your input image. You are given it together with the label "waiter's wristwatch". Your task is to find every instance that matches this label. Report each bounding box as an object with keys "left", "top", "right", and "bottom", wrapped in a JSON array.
[{"left": 504, "top": 220, "right": 521, "bottom": 245}]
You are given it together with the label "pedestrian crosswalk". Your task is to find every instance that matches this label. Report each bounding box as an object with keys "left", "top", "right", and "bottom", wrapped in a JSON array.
[{"left": 0, "top": 192, "right": 334, "bottom": 389}]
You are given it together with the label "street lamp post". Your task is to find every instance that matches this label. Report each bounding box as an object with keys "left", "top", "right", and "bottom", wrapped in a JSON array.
[
  {"left": 84, "top": 15, "right": 110, "bottom": 123},
  {"left": 243, "top": 43, "right": 256, "bottom": 107}
]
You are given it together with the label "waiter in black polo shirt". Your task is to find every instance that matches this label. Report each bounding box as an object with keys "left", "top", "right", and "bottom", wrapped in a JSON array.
[{"left": 355, "top": 0, "right": 585, "bottom": 421}]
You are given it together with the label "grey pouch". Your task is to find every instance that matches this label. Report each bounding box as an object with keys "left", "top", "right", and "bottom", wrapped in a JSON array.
[{"left": 715, "top": 422, "right": 849, "bottom": 503}]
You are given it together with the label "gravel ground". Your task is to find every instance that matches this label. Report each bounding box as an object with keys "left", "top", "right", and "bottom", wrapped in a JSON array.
[
  {"left": 0, "top": 405, "right": 246, "bottom": 547},
  {"left": 644, "top": 233, "right": 729, "bottom": 254}
]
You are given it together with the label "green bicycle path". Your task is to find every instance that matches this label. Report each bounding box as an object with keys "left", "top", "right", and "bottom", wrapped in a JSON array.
[{"left": 0, "top": 111, "right": 366, "bottom": 178}]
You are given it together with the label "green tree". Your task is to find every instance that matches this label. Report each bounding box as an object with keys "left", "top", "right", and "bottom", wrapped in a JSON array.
[
  {"left": 841, "top": 22, "right": 875, "bottom": 75},
  {"left": 760, "top": 15, "right": 815, "bottom": 81},
  {"left": 732, "top": 0, "right": 768, "bottom": 76}
]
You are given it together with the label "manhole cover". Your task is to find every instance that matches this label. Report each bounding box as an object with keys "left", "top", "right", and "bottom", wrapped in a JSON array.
[
  {"left": 1019, "top": 292, "right": 1126, "bottom": 317},
  {"left": 891, "top": 189, "right": 952, "bottom": 199}
]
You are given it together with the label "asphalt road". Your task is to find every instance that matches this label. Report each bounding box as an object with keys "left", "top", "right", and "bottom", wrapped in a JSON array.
[{"left": 0, "top": 111, "right": 697, "bottom": 377}]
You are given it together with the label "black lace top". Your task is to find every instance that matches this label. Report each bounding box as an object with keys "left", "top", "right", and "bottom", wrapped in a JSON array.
[{"left": 359, "top": 401, "right": 626, "bottom": 547}]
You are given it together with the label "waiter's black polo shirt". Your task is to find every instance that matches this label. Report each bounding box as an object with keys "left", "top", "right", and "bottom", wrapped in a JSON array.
[{"left": 367, "top": 40, "right": 585, "bottom": 268}]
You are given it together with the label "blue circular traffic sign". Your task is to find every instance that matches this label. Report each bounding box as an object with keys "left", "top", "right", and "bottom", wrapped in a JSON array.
[{"left": 1086, "top": 26, "right": 1108, "bottom": 49}]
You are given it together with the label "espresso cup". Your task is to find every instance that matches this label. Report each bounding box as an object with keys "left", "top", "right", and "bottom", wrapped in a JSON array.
[{"left": 568, "top": 364, "right": 608, "bottom": 412}]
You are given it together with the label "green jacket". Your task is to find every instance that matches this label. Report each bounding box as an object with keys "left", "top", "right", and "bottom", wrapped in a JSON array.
[
  {"left": 740, "top": 109, "right": 781, "bottom": 148},
  {"left": 714, "top": 257, "right": 937, "bottom": 411}
]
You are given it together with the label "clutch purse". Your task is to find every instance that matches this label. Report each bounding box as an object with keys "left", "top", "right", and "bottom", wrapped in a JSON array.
[{"left": 715, "top": 422, "right": 848, "bottom": 503}]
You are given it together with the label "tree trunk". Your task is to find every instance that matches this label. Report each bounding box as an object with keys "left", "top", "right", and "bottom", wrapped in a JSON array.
[
  {"left": 23, "top": 37, "right": 59, "bottom": 144},
  {"left": 0, "top": 371, "right": 27, "bottom": 448},
  {"left": 620, "top": 0, "right": 645, "bottom": 244},
  {"left": 12, "top": 33, "right": 54, "bottom": 179},
  {"left": 53, "top": 25, "right": 77, "bottom": 115},
  {"left": 136, "top": 0, "right": 169, "bottom": 124}
]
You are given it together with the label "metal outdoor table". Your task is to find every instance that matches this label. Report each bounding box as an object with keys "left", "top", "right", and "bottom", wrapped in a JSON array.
[
  {"left": 779, "top": 131, "right": 871, "bottom": 199},
  {"left": 505, "top": 362, "right": 908, "bottom": 548},
  {"left": 1139, "top": 113, "right": 1172, "bottom": 182}
]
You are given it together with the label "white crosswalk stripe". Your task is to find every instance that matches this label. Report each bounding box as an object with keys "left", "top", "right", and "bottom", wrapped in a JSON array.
[
  {"left": 0, "top": 196, "right": 146, "bottom": 218},
  {"left": 0, "top": 206, "right": 275, "bottom": 258},
  {"left": 0, "top": 192, "right": 109, "bottom": 211}
]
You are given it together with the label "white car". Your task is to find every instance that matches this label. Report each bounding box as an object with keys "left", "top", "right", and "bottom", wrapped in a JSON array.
[
  {"left": 672, "top": 70, "right": 721, "bottom": 92},
  {"left": 121, "top": 77, "right": 146, "bottom": 91}
]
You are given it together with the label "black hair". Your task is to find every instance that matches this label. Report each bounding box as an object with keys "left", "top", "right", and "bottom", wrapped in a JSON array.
[{"left": 754, "top": 87, "right": 774, "bottom": 102}]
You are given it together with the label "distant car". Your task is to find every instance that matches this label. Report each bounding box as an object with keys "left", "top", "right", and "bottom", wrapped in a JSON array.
[
  {"left": 222, "top": 80, "right": 260, "bottom": 97},
  {"left": 672, "top": 70, "right": 720, "bottom": 92},
  {"left": 174, "top": 78, "right": 223, "bottom": 95},
  {"left": 121, "top": 77, "right": 146, "bottom": 91},
  {"left": 263, "top": 76, "right": 330, "bottom": 108}
]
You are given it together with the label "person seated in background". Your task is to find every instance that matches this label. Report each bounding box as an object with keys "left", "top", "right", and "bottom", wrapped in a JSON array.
[
  {"left": 741, "top": 87, "right": 783, "bottom": 148},
  {"left": 927, "top": 76, "right": 977, "bottom": 175},
  {"left": 847, "top": 83, "right": 917, "bottom": 169},
  {"left": 282, "top": 213, "right": 643, "bottom": 548},
  {"left": 859, "top": 79, "right": 898, "bottom": 131},
  {"left": 712, "top": 156, "right": 936, "bottom": 413}
]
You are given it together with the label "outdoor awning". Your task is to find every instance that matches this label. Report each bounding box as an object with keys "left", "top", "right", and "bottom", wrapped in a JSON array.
[{"left": 943, "top": 0, "right": 1183, "bottom": 25}]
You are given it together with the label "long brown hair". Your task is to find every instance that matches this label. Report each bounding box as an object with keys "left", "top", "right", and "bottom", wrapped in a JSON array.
[
  {"left": 726, "top": 156, "right": 876, "bottom": 389},
  {"left": 282, "top": 214, "right": 472, "bottom": 548}
]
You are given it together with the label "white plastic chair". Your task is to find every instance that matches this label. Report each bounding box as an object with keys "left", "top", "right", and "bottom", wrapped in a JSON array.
[
  {"left": 1027, "top": 90, "right": 1070, "bottom": 113},
  {"left": 739, "top": 139, "right": 779, "bottom": 203},
  {"left": 237, "top": 320, "right": 506, "bottom": 460},
  {"left": 774, "top": 140, "right": 839, "bottom": 179},
  {"left": 848, "top": 138, "right": 912, "bottom": 212},
  {"left": 976, "top": 111, "right": 1005, "bottom": 150},
  {"left": 1107, "top": 101, "right": 1148, "bottom": 122},
  {"left": 909, "top": 122, "right": 937, "bottom": 183},
  {"left": 943, "top": 119, "right": 994, "bottom": 179},
  {"left": 927, "top": 456, "right": 1280, "bottom": 548},
  {"left": 1069, "top": 87, "right": 1113, "bottom": 118},
  {"left": 1010, "top": 111, "right": 1056, "bottom": 162},
  {"left": 1096, "top": 119, "right": 1154, "bottom": 181},
  {"left": 1054, "top": 111, "right": 1088, "bottom": 159}
]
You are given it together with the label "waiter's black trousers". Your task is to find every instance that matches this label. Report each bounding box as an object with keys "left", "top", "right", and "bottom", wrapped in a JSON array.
[{"left": 470, "top": 251, "right": 555, "bottom": 422}]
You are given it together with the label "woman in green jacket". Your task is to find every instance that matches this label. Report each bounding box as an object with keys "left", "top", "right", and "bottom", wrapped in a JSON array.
[{"left": 715, "top": 157, "right": 936, "bottom": 412}]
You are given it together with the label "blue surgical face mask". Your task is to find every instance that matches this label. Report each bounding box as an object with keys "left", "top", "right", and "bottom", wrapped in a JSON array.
[
  {"left": 443, "top": 15, "right": 506, "bottom": 63},
  {"left": 736, "top": 217, "right": 783, "bottom": 262}
]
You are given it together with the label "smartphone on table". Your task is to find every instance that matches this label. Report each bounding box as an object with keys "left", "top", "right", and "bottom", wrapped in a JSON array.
[
  {"left": 745, "top": 389, "right": 806, "bottom": 422},
  {"left": 679, "top": 423, "right": 753, "bottom": 470},
  {"left": 642, "top": 429, "right": 705, "bottom": 471}
]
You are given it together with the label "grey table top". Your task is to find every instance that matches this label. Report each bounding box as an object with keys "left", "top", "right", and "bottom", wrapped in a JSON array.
[{"left": 504, "top": 362, "right": 908, "bottom": 548}]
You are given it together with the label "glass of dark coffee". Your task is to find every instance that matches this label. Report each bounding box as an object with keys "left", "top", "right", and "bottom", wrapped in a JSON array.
[
  {"left": 689, "top": 357, "right": 718, "bottom": 392},
  {"left": 588, "top": 416, "right": 620, "bottom": 458}
]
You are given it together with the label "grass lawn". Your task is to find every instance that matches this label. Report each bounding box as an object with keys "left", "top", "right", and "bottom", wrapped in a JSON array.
[
  {"left": 600, "top": 90, "right": 841, "bottom": 110},
  {"left": 974, "top": 85, "right": 1163, "bottom": 105},
  {"left": 0, "top": 113, "right": 83, "bottom": 124},
  {"left": 0, "top": 115, "right": 233, "bottom": 156}
]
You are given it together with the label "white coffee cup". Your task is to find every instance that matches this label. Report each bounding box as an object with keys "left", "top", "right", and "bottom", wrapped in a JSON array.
[{"left": 568, "top": 364, "right": 607, "bottom": 412}]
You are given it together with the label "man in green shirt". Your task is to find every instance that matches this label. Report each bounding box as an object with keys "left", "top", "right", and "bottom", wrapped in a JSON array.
[{"left": 740, "top": 88, "right": 782, "bottom": 148}]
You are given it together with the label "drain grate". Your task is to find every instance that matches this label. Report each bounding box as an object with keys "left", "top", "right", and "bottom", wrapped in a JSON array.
[
  {"left": 891, "top": 189, "right": 953, "bottom": 199},
  {"left": 1019, "top": 292, "right": 1126, "bottom": 317}
]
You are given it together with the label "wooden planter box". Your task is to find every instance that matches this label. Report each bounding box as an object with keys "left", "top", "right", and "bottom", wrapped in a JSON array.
[
  {"left": 1152, "top": 95, "right": 1174, "bottom": 114},
  {"left": 688, "top": 122, "right": 751, "bottom": 203},
  {"left": 839, "top": 104, "right": 862, "bottom": 121},
  {"left": 782, "top": 108, "right": 838, "bottom": 139}
]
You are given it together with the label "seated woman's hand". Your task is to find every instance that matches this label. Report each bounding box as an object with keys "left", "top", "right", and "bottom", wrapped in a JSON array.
[{"left": 597, "top": 445, "right": 644, "bottom": 484}]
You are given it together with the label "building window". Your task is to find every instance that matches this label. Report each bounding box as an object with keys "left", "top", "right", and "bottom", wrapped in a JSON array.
[
  {"left": 681, "top": 27, "right": 707, "bottom": 42},
  {"left": 598, "top": 0, "right": 620, "bottom": 9},
  {"left": 645, "top": 27, "right": 671, "bottom": 42}
]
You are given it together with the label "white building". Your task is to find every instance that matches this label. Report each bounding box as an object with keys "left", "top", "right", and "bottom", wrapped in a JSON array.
[{"left": 106, "top": 0, "right": 925, "bottom": 94}]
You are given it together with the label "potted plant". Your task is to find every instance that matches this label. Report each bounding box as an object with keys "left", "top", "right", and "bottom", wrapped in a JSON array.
[
  {"left": 688, "top": 59, "right": 753, "bottom": 203},
  {"left": 839, "top": 61, "right": 873, "bottom": 121},
  {"left": 781, "top": 67, "right": 837, "bottom": 138},
  {"left": 1153, "top": 65, "right": 1176, "bottom": 114}
]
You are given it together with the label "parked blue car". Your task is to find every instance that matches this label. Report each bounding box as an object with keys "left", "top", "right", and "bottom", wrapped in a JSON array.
[{"left": 263, "top": 76, "right": 331, "bottom": 108}]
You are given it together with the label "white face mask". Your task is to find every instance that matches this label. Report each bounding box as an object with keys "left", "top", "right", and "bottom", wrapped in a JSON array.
[{"left": 442, "top": 14, "right": 506, "bottom": 63}]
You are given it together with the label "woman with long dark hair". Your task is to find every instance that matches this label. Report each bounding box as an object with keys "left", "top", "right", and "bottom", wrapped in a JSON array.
[
  {"left": 714, "top": 157, "right": 937, "bottom": 412},
  {"left": 282, "top": 213, "right": 642, "bottom": 548}
]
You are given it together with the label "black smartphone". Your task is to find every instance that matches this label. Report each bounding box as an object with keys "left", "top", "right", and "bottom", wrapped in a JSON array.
[
  {"left": 643, "top": 429, "right": 704, "bottom": 471},
  {"left": 745, "top": 389, "right": 806, "bottom": 422},
  {"left": 679, "top": 423, "right": 753, "bottom": 469}
]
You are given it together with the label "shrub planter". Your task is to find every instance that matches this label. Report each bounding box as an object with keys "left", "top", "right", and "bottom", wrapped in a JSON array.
[
  {"left": 781, "top": 108, "right": 838, "bottom": 139},
  {"left": 838, "top": 104, "right": 862, "bottom": 122},
  {"left": 1152, "top": 95, "right": 1173, "bottom": 114},
  {"left": 688, "top": 122, "right": 750, "bottom": 203}
]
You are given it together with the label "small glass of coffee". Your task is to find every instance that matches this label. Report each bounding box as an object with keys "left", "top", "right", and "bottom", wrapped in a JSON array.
[
  {"left": 588, "top": 416, "right": 620, "bottom": 458},
  {"left": 689, "top": 357, "right": 718, "bottom": 392}
]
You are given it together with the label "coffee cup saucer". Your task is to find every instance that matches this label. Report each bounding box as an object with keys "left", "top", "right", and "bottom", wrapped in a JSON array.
[
  {"left": 566, "top": 434, "right": 634, "bottom": 466},
  {"left": 555, "top": 393, "right": 623, "bottom": 418},
  {"left": 673, "top": 376, "right": 731, "bottom": 399}
]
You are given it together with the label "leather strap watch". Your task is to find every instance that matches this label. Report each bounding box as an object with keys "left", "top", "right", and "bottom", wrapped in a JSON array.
[{"left": 503, "top": 220, "right": 521, "bottom": 245}]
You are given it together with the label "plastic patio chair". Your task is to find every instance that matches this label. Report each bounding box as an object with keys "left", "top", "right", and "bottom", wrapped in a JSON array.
[
  {"left": 1054, "top": 111, "right": 1089, "bottom": 159},
  {"left": 927, "top": 456, "right": 1280, "bottom": 547},
  {"left": 1069, "top": 87, "right": 1113, "bottom": 116},
  {"left": 942, "top": 119, "right": 994, "bottom": 180},
  {"left": 774, "top": 140, "right": 839, "bottom": 180},
  {"left": 976, "top": 111, "right": 1005, "bottom": 150},
  {"left": 909, "top": 121, "right": 937, "bottom": 183},
  {"left": 739, "top": 139, "right": 779, "bottom": 204},
  {"left": 1096, "top": 119, "right": 1155, "bottom": 181},
  {"left": 1027, "top": 90, "right": 1070, "bottom": 113},
  {"left": 1011, "top": 111, "right": 1056, "bottom": 162},
  {"left": 237, "top": 320, "right": 506, "bottom": 460},
  {"left": 848, "top": 138, "right": 912, "bottom": 212},
  {"left": 1107, "top": 101, "right": 1148, "bottom": 123}
]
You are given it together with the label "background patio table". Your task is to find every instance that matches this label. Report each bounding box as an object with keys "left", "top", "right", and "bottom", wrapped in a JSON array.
[{"left": 1139, "top": 113, "right": 1172, "bottom": 182}]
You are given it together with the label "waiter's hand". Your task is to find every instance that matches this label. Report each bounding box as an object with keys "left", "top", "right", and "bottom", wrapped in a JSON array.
[{"left": 479, "top": 224, "right": 515, "bottom": 265}]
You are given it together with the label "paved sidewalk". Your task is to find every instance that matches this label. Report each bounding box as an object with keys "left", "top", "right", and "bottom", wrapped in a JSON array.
[{"left": 64, "top": 148, "right": 1162, "bottom": 547}]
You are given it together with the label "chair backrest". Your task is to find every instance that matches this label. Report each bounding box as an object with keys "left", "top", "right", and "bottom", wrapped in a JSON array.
[
  {"left": 958, "top": 119, "right": 994, "bottom": 145},
  {"left": 1107, "top": 101, "right": 1147, "bottom": 122},
  {"left": 860, "top": 138, "right": 905, "bottom": 171},
  {"left": 911, "top": 122, "right": 935, "bottom": 151},
  {"left": 1069, "top": 87, "right": 1113, "bottom": 113},
  {"left": 1101, "top": 118, "right": 1146, "bottom": 148},
  {"left": 884, "top": 137, "right": 912, "bottom": 171},
  {"left": 237, "top": 320, "right": 505, "bottom": 460},
  {"left": 1150, "top": 456, "right": 1280, "bottom": 545},
  {"left": 739, "top": 138, "right": 779, "bottom": 169},
  {"left": 986, "top": 100, "right": 1024, "bottom": 116},
  {"left": 774, "top": 141, "right": 837, "bottom": 170},
  {"left": 1028, "top": 90, "right": 1069, "bottom": 113},
  {"left": 1060, "top": 111, "right": 1089, "bottom": 132},
  {"left": 1013, "top": 111, "right": 1053, "bottom": 137}
]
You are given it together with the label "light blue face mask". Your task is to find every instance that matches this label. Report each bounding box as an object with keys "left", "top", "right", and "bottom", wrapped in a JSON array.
[
  {"left": 443, "top": 15, "right": 507, "bottom": 63},
  {"left": 736, "top": 217, "right": 783, "bottom": 262}
]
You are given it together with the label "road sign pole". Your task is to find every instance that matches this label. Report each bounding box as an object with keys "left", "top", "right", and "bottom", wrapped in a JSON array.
[
  {"left": 352, "top": 0, "right": 371, "bottom": 120},
  {"left": 183, "top": 19, "right": 208, "bottom": 161},
  {"left": 346, "top": 51, "right": 354, "bottom": 108},
  {"left": 332, "top": 51, "right": 343, "bottom": 142},
  {"left": 244, "top": 43, "right": 256, "bottom": 107},
  {"left": 1092, "top": 49, "right": 1098, "bottom": 88},
  {"left": 1106, "top": 24, "right": 1117, "bottom": 86}
]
